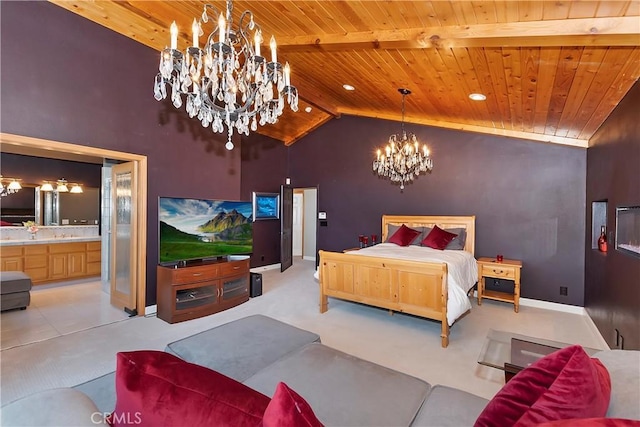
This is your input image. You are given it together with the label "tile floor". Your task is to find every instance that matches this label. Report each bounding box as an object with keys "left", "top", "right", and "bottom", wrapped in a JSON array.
[{"left": 0, "top": 279, "right": 130, "bottom": 350}]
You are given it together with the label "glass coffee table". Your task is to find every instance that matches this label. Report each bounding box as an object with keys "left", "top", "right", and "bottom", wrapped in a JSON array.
[{"left": 478, "top": 329, "right": 601, "bottom": 382}]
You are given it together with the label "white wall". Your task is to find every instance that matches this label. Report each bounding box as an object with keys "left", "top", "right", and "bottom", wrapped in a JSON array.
[{"left": 303, "top": 188, "right": 317, "bottom": 260}]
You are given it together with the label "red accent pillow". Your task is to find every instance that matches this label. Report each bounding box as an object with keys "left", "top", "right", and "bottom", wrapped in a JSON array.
[
  {"left": 111, "top": 351, "right": 270, "bottom": 427},
  {"left": 475, "top": 345, "right": 611, "bottom": 427},
  {"left": 262, "top": 382, "right": 324, "bottom": 427},
  {"left": 421, "top": 225, "right": 458, "bottom": 250},
  {"left": 388, "top": 224, "right": 421, "bottom": 246}
]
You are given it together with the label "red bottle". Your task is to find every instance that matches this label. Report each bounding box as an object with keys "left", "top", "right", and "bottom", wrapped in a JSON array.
[{"left": 598, "top": 226, "right": 608, "bottom": 253}]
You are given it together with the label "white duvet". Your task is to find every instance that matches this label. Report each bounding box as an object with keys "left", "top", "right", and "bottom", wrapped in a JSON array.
[{"left": 349, "top": 243, "right": 478, "bottom": 326}]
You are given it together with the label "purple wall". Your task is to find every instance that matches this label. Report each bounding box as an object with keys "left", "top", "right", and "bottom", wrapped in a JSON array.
[
  {"left": 240, "top": 134, "right": 289, "bottom": 267},
  {"left": 1, "top": 2, "right": 242, "bottom": 304},
  {"left": 1, "top": 1, "right": 596, "bottom": 310},
  {"left": 1, "top": 154, "right": 102, "bottom": 188},
  {"left": 286, "top": 116, "right": 587, "bottom": 305},
  {"left": 585, "top": 81, "right": 640, "bottom": 350}
]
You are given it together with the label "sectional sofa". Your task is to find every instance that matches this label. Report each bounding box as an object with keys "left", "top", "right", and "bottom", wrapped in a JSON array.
[{"left": 2, "top": 315, "right": 639, "bottom": 426}]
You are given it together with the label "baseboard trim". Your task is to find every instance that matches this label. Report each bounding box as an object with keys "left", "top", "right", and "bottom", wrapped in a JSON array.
[
  {"left": 144, "top": 304, "right": 157, "bottom": 316},
  {"left": 519, "top": 298, "right": 586, "bottom": 315},
  {"left": 250, "top": 263, "right": 281, "bottom": 272},
  {"left": 303, "top": 256, "right": 316, "bottom": 261}
]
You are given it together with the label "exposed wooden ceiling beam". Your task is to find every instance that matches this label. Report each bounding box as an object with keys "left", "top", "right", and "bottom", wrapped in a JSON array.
[
  {"left": 295, "top": 84, "right": 341, "bottom": 118},
  {"left": 278, "top": 17, "right": 640, "bottom": 52},
  {"left": 338, "top": 108, "right": 589, "bottom": 149}
]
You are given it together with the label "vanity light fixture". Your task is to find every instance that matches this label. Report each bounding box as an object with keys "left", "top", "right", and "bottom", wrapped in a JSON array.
[
  {"left": 70, "top": 184, "right": 83, "bottom": 194},
  {"left": 0, "top": 176, "right": 22, "bottom": 197},
  {"left": 40, "top": 181, "right": 54, "bottom": 192},
  {"left": 7, "top": 180, "right": 22, "bottom": 191},
  {"left": 56, "top": 179, "right": 69, "bottom": 193}
]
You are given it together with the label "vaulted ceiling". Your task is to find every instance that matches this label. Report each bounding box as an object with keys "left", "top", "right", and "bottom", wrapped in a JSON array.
[{"left": 50, "top": 1, "right": 640, "bottom": 148}]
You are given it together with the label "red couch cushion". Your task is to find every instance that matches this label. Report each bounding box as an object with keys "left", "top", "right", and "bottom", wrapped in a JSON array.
[
  {"left": 475, "top": 345, "right": 611, "bottom": 427},
  {"left": 262, "top": 382, "right": 324, "bottom": 427},
  {"left": 111, "top": 350, "right": 270, "bottom": 427}
]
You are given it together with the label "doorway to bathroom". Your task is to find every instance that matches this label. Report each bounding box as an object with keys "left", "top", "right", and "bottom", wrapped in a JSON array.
[{"left": 0, "top": 132, "right": 148, "bottom": 314}]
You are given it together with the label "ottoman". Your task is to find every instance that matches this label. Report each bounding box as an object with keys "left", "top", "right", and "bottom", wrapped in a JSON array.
[
  {"left": 0, "top": 271, "right": 32, "bottom": 312},
  {"left": 165, "top": 314, "right": 321, "bottom": 381}
]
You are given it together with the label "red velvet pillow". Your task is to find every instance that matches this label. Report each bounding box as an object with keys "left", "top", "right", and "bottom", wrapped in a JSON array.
[
  {"left": 421, "top": 225, "right": 458, "bottom": 250},
  {"left": 388, "top": 224, "right": 421, "bottom": 246},
  {"left": 111, "top": 351, "right": 270, "bottom": 427},
  {"left": 262, "top": 382, "right": 324, "bottom": 427},
  {"left": 538, "top": 419, "right": 640, "bottom": 426},
  {"left": 475, "top": 345, "right": 611, "bottom": 427}
]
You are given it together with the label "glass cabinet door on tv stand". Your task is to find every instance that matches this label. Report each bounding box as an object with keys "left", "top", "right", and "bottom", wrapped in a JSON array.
[
  {"left": 156, "top": 257, "right": 250, "bottom": 324},
  {"left": 220, "top": 273, "right": 249, "bottom": 303},
  {"left": 175, "top": 282, "right": 218, "bottom": 312}
]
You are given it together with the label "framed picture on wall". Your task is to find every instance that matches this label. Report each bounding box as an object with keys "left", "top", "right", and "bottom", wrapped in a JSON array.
[{"left": 252, "top": 192, "right": 280, "bottom": 221}]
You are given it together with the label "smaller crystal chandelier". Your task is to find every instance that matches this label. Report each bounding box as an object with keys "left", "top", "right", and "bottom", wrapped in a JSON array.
[
  {"left": 153, "top": 0, "right": 299, "bottom": 150},
  {"left": 0, "top": 176, "right": 22, "bottom": 197},
  {"left": 373, "top": 89, "right": 433, "bottom": 190}
]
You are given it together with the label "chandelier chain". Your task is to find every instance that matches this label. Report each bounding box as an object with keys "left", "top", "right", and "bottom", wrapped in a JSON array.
[{"left": 401, "top": 92, "right": 406, "bottom": 137}]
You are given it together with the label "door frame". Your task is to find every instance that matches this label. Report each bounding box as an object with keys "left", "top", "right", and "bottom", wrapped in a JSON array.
[
  {"left": 1, "top": 132, "right": 148, "bottom": 313},
  {"left": 292, "top": 189, "right": 304, "bottom": 258}
]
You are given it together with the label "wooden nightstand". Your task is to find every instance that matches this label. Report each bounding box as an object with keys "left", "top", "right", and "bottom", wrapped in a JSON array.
[{"left": 477, "top": 257, "right": 523, "bottom": 313}]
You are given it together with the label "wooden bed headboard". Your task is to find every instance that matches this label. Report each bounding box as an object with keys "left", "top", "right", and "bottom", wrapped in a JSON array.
[{"left": 381, "top": 215, "right": 476, "bottom": 255}]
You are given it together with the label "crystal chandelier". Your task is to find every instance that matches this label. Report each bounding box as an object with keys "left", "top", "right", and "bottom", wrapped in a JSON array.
[
  {"left": 153, "top": 0, "right": 299, "bottom": 150},
  {"left": 373, "top": 89, "right": 433, "bottom": 190},
  {"left": 0, "top": 176, "right": 22, "bottom": 197}
]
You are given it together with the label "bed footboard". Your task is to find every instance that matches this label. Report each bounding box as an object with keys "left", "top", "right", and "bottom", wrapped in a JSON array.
[{"left": 318, "top": 250, "right": 450, "bottom": 348}]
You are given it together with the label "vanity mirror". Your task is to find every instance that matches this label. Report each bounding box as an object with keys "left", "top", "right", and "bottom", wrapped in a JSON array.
[{"left": 37, "top": 186, "right": 100, "bottom": 226}]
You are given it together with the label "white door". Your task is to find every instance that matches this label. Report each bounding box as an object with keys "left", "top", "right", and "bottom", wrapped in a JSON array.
[{"left": 292, "top": 192, "right": 303, "bottom": 257}]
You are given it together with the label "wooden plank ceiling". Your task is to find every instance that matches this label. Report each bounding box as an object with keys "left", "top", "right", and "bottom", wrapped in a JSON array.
[{"left": 50, "top": 1, "right": 640, "bottom": 148}]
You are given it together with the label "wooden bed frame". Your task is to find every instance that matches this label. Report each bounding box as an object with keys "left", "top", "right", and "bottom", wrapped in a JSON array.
[{"left": 319, "top": 215, "right": 476, "bottom": 348}]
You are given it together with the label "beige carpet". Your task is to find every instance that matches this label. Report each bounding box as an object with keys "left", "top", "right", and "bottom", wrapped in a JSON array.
[{"left": 0, "top": 259, "right": 607, "bottom": 405}]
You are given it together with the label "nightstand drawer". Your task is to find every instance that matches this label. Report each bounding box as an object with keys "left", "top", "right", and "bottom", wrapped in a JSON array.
[{"left": 481, "top": 264, "right": 516, "bottom": 280}]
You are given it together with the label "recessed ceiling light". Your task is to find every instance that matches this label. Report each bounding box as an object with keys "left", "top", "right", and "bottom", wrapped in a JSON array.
[
  {"left": 343, "top": 84, "right": 355, "bottom": 91},
  {"left": 304, "top": 106, "right": 312, "bottom": 113},
  {"left": 469, "top": 93, "right": 487, "bottom": 101}
]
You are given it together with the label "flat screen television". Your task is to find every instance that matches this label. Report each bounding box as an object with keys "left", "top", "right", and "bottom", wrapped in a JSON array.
[{"left": 159, "top": 197, "right": 253, "bottom": 265}]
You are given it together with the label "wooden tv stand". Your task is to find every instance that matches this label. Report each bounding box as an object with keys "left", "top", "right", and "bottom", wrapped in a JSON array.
[{"left": 157, "top": 256, "right": 250, "bottom": 324}]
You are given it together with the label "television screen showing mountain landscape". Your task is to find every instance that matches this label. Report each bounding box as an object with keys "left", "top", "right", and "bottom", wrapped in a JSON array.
[{"left": 159, "top": 197, "right": 252, "bottom": 264}]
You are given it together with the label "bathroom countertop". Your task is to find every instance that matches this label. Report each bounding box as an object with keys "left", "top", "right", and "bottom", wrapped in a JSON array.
[{"left": 0, "top": 236, "right": 101, "bottom": 246}]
